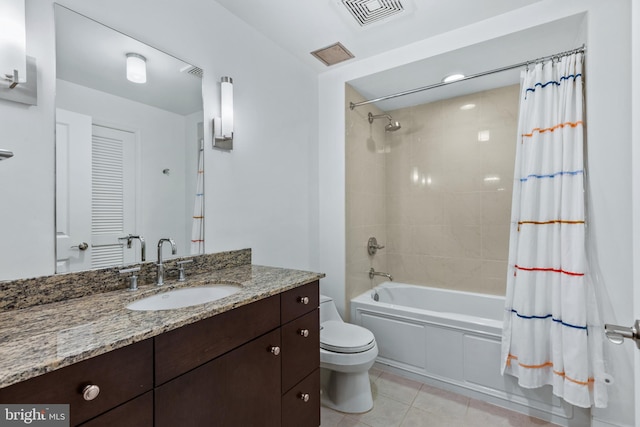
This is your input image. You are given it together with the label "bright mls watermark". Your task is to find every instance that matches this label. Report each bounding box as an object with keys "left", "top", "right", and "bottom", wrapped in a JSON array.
[{"left": 0, "top": 405, "right": 69, "bottom": 426}]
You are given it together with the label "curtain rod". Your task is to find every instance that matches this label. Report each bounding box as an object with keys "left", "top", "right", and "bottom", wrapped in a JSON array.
[{"left": 349, "top": 45, "right": 586, "bottom": 110}]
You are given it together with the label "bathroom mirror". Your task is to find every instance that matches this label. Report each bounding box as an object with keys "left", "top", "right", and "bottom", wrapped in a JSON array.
[{"left": 54, "top": 5, "right": 204, "bottom": 273}]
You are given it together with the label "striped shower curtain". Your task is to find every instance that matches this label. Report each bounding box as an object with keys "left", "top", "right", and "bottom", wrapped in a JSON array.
[
  {"left": 190, "top": 137, "right": 204, "bottom": 254},
  {"left": 500, "top": 52, "right": 607, "bottom": 408}
]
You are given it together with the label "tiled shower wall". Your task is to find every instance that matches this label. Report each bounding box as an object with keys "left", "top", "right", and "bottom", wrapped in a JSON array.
[
  {"left": 345, "top": 84, "right": 388, "bottom": 306},
  {"left": 346, "top": 84, "right": 519, "bottom": 298}
]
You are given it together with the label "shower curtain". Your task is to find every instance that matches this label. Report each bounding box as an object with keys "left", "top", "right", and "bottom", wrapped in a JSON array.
[
  {"left": 190, "top": 138, "right": 204, "bottom": 255},
  {"left": 500, "top": 52, "right": 607, "bottom": 408}
]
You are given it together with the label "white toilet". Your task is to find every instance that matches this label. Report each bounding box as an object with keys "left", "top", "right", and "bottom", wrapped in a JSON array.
[{"left": 319, "top": 294, "right": 378, "bottom": 413}]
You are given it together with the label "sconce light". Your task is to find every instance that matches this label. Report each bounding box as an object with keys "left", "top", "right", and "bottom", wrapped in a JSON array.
[
  {"left": 126, "top": 53, "right": 147, "bottom": 84},
  {"left": 0, "top": 0, "right": 37, "bottom": 105},
  {"left": 213, "top": 76, "right": 234, "bottom": 150},
  {"left": 0, "top": 0, "right": 26, "bottom": 86}
]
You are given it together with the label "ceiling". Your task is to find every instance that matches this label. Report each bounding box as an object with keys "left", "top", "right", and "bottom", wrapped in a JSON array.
[
  {"left": 214, "top": 0, "right": 543, "bottom": 73},
  {"left": 55, "top": 5, "right": 203, "bottom": 116},
  {"left": 215, "top": 0, "right": 586, "bottom": 112}
]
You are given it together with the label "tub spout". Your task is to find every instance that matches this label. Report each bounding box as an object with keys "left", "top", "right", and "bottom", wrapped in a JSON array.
[{"left": 369, "top": 268, "right": 393, "bottom": 281}]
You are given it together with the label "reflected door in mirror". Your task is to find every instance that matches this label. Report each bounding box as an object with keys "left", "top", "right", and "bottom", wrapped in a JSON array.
[{"left": 56, "top": 109, "right": 137, "bottom": 272}]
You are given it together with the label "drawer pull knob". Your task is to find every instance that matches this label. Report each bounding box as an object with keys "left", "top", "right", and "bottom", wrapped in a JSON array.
[
  {"left": 299, "top": 329, "right": 310, "bottom": 337},
  {"left": 82, "top": 384, "right": 100, "bottom": 401},
  {"left": 299, "top": 393, "right": 310, "bottom": 402},
  {"left": 298, "top": 296, "right": 310, "bottom": 305},
  {"left": 269, "top": 346, "right": 281, "bottom": 356}
]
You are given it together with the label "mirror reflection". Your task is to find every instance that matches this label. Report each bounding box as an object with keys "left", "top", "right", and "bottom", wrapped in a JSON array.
[{"left": 54, "top": 5, "right": 204, "bottom": 273}]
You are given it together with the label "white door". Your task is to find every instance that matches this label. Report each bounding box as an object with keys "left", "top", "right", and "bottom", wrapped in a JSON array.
[
  {"left": 56, "top": 109, "right": 92, "bottom": 272},
  {"left": 56, "top": 109, "right": 138, "bottom": 272},
  {"left": 90, "top": 124, "right": 137, "bottom": 269}
]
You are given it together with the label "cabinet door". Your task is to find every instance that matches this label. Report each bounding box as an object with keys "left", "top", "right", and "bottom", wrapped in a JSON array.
[
  {"left": 155, "top": 329, "right": 282, "bottom": 427},
  {"left": 78, "top": 392, "right": 152, "bottom": 427},
  {"left": 282, "top": 369, "right": 320, "bottom": 427},
  {"left": 282, "top": 309, "right": 319, "bottom": 393}
]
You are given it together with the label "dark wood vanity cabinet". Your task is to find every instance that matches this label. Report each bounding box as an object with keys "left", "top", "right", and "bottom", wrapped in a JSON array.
[
  {"left": 0, "top": 280, "right": 320, "bottom": 426},
  {"left": 0, "top": 339, "right": 153, "bottom": 426}
]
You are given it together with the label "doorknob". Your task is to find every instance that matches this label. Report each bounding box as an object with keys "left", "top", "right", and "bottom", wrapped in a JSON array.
[
  {"left": 604, "top": 320, "right": 640, "bottom": 348},
  {"left": 71, "top": 242, "right": 89, "bottom": 251}
]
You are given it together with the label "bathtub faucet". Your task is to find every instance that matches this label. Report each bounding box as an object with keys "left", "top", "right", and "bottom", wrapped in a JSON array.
[{"left": 369, "top": 268, "right": 393, "bottom": 281}]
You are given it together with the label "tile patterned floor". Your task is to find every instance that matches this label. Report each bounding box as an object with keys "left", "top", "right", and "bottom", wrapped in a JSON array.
[{"left": 320, "top": 367, "right": 560, "bottom": 427}]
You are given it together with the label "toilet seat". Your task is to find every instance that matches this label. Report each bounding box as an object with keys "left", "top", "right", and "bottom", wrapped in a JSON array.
[{"left": 320, "top": 320, "right": 375, "bottom": 353}]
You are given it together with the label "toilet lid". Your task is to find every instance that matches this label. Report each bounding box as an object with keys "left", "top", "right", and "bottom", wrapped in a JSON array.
[{"left": 320, "top": 320, "right": 376, "bottom": 353}]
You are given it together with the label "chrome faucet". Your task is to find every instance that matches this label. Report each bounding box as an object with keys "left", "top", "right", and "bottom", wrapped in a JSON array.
[
  {"left": 369, "top": 268, "right": 393, "bottom": 281},
  {"left": 156, "top": 238, "right": 177, "bottom": 286},
  {"left": 119, "top": 234, "right": 146, "bottom": 262}
]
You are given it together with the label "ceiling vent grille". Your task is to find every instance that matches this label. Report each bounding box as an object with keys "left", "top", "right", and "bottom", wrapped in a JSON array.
[
  {"left": 341, "top": 0, "right": 405, "bottom": 26},
  {"left": 181, "top": 65, "right": 204, "bottom": 78}
]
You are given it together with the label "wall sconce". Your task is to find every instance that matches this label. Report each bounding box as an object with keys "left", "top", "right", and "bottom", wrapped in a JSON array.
[
  {"left": 126, "top": 53, "right": 146, "bottom": 84},
  {"left": 213, "top": 76, "right": 234, "bottom": 150},
  {"left": 0, "top": 0, "right": 37, "bottom": 105}
]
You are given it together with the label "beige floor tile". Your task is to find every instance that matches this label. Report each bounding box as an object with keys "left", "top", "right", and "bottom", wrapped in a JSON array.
[
  {"left": 348, "top": 395, "right": 411, "bottom": 427},
  {"left": 321, "top": 406, "right": 347, "bottom": 427},
  {"left": 411, "top": 384, "right": 469, "bottom": 419},
  {"left": 400, "top": 406, "right": 465, "bottom": 427},
  {"left": 374, "top": 371, "right": 422, "bottom": 405}
]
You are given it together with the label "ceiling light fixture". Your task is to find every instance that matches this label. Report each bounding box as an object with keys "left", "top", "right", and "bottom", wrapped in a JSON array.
[
  {"left": 442, "top": 73, "right": 465, "bottom": 83},
  {"left": 460, "top": 103, "right": 476, "bottom": 110},
  {"left": 126, "top": 53, "right": 146, "bottom": 84}
]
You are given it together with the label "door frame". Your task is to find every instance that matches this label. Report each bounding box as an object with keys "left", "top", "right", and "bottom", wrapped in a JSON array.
[{"left": 632, "top": 1, "right": 640, "bottom": 425}]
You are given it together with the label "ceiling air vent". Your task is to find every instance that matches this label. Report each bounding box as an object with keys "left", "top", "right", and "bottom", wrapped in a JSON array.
[
  {"left": 341, "top": 0, "right": 405, "bottom": 26},
  {"left": 180, "top": 65, "right": 203, "bottom": 78},
  {"left": 311, "top": 42, "right": 355, "bottom": 66}
]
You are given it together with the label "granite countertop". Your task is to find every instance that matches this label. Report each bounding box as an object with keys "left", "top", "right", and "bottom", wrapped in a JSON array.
[{"left": 0, "top": 264, "right": 324, "bottom": 389}]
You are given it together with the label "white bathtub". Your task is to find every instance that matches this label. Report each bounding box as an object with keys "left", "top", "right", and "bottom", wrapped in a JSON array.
[{"left": 350, "top": 282, "right": 589, "bottom": 426}]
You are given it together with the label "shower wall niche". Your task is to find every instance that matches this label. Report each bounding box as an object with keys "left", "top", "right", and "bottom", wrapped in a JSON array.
[{"left": 346, "top": 83, "right": 519, "bottom": 297}]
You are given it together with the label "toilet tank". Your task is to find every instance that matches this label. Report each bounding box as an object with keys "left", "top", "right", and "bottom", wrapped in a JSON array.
[{"left": 320, "top": 295, "right": 343, "bottom": 324}]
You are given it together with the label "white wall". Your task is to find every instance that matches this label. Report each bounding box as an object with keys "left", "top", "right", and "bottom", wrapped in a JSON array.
[
  {"left": 0, "top": 0, "right": 319, "bottom": 280},
  {"left": 319, "top": 1, "right": 633, "bottom": 425}
]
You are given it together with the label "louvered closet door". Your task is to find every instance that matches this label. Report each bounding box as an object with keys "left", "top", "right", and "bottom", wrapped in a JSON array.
[{"left": 91, "top": 124, "right": 136, "bottom": 269}]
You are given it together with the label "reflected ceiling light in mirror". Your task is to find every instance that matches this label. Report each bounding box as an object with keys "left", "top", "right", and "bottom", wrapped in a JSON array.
[
  {"left": 442, "top": 73, "right": 465, "bottom": 83},
  {"left": 126, "top": 53, "right": 146, "bottom": 83},
  {"left": 477, "top": 130, "right": 490, "bottom": 142},
  {"left": 0, "top": 0, "right": 26, "bottom": 85},
  {"left": 213, "top": 76, "right": 234, "bottom": 150}
]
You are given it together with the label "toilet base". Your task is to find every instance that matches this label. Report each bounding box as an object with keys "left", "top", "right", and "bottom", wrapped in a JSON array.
[{"left": 320, "top": 367, "right": 374, "bottom": 414}]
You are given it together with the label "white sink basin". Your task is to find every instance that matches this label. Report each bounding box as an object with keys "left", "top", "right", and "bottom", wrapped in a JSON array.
[{"left": 126, "top": 285, "right": 241, "bottom": 311}]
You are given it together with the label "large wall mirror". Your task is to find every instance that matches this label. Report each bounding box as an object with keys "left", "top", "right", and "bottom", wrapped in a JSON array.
[{"left": 54, "top": 5, "right": 204, "bottom": 273}]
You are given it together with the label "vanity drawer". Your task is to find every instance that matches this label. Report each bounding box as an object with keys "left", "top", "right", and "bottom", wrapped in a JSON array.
[
  {"left": 281, "top": 280, "right": 319, "bottom": 324},
  {"left": 282, "top": 369, "right": 320, "bottom": 427},
  {"left": 78, "top": 391, "right": 152, "bottom": 427},
  {"left": 155, "top": 294, "right": 280, "bottom": 385},
  {"left": 0, "top": 339, "right": 152, "bottom": 426},
  {"left": 282, "top": 308, "right": 319, "bottom": 393}
]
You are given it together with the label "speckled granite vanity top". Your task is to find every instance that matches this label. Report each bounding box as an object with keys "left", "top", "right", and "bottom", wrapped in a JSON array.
[{"left": 0, "top": 261, "right": 324, "bottom": 389}]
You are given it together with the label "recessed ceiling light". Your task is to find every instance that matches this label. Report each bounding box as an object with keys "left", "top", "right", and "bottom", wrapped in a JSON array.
[
  {"left": 442, "top": 73, "right": 465, "bottom": 83},
  {"left": 310, "top": 42, "right": 355, "bottom": 66},
  {"left": 460, "top": 103, "right": 476, "bottom": 110}
]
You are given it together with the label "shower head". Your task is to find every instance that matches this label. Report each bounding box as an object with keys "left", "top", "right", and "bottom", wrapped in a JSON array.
[
  {"left": 385, "top": 121, "right": 401, "bottom": 132},
  {"left": 368, "top": 112, "right": 401, "bottom": 132}
]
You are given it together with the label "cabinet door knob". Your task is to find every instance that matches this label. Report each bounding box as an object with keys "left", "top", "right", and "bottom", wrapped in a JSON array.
[
  {"left": 298, "top": 296, "right": 309, "bottom": 305},
  {"left": 298, "top": 329, "right": 310, "bottom": 338},
  {"left": 269, "top": 346, "right": 280, "bottom": 356},
  {"left": 299, "top": 393, "right": 310, "bottom": 402},
  {"left": 82, "top": 384, "right": 100, "bottom": 401}
]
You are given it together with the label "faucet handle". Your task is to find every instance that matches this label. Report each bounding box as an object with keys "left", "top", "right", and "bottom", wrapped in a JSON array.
[
  {"left": 119, "top": 267, "right": 141, "bottom": 291},
  {"left": 176, "top": 259, "right": 193, "bottom": 282}
]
